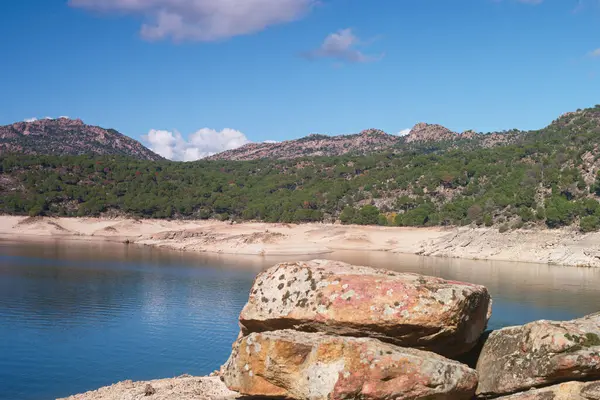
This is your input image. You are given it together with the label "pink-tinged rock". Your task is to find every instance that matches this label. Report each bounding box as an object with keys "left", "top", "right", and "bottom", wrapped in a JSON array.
[
  {"left": 239, "top": 260, "right": 491, "bottom": 357},
  {"left": 222, "top": 330, "right": 478, "bottom": 400},
  {"left": 495, "top": 381, "right": 600, "bottom": 399},
  {"left": 476, "top": 313, "right": 600, "bottom": 397}
]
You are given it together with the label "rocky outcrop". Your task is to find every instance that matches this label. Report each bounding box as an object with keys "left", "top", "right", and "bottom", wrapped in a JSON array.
[
  {"left": 461, "top": 129, "right": 478, "bottom": 140},
  {"left": 0, "top": 118, "right": 162, "bottom": 160},
  {"left": 207, "top": 129, "right": 399, "bottom": 161},
  {"left": 222, "top": 330, "right": 478, "bottom": 400},
  {"left": 239, "top": 260, "right": 491, "bottom": 358},
  {"left": 495, "top": 381, "right": 600, "bottom": 399},
  {"left": 476, "top": 313, "right": 600, "bottom": 397},
  {"left": 406, "top": 122, "right": 458, "bottom": 143}
]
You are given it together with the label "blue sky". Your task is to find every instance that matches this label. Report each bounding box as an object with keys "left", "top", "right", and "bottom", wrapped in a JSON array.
[{"left": 1, "top": 0, "right": 600, "bottom": 160}]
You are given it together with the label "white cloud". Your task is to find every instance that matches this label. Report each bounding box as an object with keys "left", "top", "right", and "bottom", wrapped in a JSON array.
[
  {"left": 263, "top": 140, "right": 279, "bottom": 144},
  {"left": 589, "top": 48, "right": 600, "bottom": 57},
  {"left": 69, "top": 0, "right": 315, "bottom": 42},
  {"left": 144, "top": 127, "right": 250, "bottom": 161},
  {"left": 305, "top": 28, "right": 382, "bottom": 63},
  {"left": 396, "top": 128, "right": 411, "bottom": 136},
  {"left": 26, "top": 116, "right": 71, "bottom": 121},
  {"left": 144, "top": 130, "right": 181, "bottom": 160}
]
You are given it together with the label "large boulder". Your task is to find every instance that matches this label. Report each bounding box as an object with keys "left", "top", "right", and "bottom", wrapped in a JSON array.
[
  {"left": 476, "top": 312, "right": 600, "bottom": 397},
  {"left": 222, "top": 330, "right": 478, "bottom": 400},
  {"left": 239, "top": 260, "right": 491, "bottom": 357},
  {"left": 495, "top": 381, "right": 600, "bottom": 399}
]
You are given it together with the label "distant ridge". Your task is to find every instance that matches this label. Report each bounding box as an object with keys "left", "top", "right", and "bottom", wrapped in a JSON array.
[
  {"left": 207, "top": 128, "right": 406, "bottom": 161},
  {"left": 0, "top": 118, "right": 163, "bottom": 161},
  {"left": 207, "top": 123, "right": 511, "bottom": 161},
  {"left": 3, "top": 106, "right": 600, "bottom": 235}
]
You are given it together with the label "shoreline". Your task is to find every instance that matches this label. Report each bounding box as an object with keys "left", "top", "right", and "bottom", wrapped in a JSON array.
[{"left": 1, "top": 216, "right": 600, "bottom": 267}]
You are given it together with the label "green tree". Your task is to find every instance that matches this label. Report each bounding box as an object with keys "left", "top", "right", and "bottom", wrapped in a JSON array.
[
  {"left": 339, "top": 206, "right": 356, "bottom": 224},
  {"left": 354, "top": 205, "right": 381, "bottom": 225}
]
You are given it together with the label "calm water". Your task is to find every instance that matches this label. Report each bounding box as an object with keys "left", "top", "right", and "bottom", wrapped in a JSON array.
[{"left": 1, "top": 241, "right": 600, "bottom": 400}]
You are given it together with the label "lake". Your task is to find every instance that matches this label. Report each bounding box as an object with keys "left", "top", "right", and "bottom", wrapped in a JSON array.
[{"left": 1, "top": 240, "right": 600, "bottom": 400}]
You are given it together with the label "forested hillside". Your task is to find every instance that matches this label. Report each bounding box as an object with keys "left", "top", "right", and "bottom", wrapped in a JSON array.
[{"left": 2, "top": 106, "right": 600, "bottom": 231}]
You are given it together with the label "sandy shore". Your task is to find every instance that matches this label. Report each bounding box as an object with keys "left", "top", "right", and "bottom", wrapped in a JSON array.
[{"left": 1, "top": 216, "right": 600, "bottom": 267}]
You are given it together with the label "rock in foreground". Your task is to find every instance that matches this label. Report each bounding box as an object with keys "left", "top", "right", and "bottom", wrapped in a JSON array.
[
  {"left": 222, "top": 330, "right": 478, "bottom": 400},
  {"left": 476, "top": 312, "right": 600, "bottom": 397},
  {"left": 496, "top": 381, "right": 600, "bottom": 399},
  {"left": 239, "top": 260, "right": 491, "bottom": 357}
]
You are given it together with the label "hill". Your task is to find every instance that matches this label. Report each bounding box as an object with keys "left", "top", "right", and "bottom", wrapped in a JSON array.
[
  {"left": 207, "top": 123, "right": 519, "bottom": 161},
  {"left": 207, "top": 129, "right": 401, "bottom": 161},
  {"left": 2, "top": 105, "right": 600, "bottom": 232},
  {"left": 0, "top": 118, "right": 163, "bottom": 161}
]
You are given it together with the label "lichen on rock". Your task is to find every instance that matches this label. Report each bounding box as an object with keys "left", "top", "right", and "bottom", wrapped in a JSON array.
[
  {"left": 476, "top": 312, "right": 600, "bottom": 397},
  {"left": 239, "top": 259, "right": 491, "bottom": 358},
  {"left": 222, "top": 330, "right": 479, "bottom": 400}
]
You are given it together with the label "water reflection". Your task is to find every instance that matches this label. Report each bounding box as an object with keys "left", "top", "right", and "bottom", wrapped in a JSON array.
[
  {"left": 0, "top": 241, "right": 257, "bottom": 400},
  {"left": 0, "top": 241, "right": 599, "bottom": 400}
]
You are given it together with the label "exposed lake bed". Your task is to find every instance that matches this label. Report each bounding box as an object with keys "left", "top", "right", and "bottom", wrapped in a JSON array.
[
  {"left": 1, "top": 240, "right": 600, "bottom": 399},
  {"left": 3, "top": 216, "right": 600, "bottom": 267}
]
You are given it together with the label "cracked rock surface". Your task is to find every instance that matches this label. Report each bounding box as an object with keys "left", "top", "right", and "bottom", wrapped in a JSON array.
[
  {"left": 222, "top": 330, "right": 478, "bottom": 400},
  {"left": 476, "top": 313, "right": 600, "bottom": 397}
]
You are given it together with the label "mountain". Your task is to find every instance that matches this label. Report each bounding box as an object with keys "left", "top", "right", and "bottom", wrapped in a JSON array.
[
  {"left": 0, "top": 117, "right": 515, "bottom": 163},
  {"left": 3, "top": 105, "right": 600, "bottom": 233},
  {"left": 405, "top": 123, "right": 458, "bottom": 143},
  {"left": 0, "top": 118, "right": 162, "bottom": 161},
  {"left": 207, "top": 129, "right": 401, "bottom": 161},
  {"left": 207, "top": 124, "right": 516, "bottom": 161}
]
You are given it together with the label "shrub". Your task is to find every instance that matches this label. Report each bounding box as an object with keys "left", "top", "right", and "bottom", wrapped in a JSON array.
[
  {"left": 340, "top": 205, "right": 381, "bottom": 225},
  {"left": 339, "top": 206, "right": 355, "bottom": 224},
  {"left": 580, "top": 216, "right": 600, "bottom": 233},
  {"left": 518, "top": 207, "right": 534, "bottom": 222},
  {"left": 216, "top": 213, "right": 229, "bottom": 221},
  {"left": 28, "top": 205, "right": 44, "bottom": 217},
  {"left": 483, "top": 214, "right": 493, "bottom": 227},
  {"left": 400, "top": 203, "right": 436, "bottom": 226},
  {"left": 535, "top": 206, "right": 545, "bottom": 220},
  {"left": 581, "top": 198, "right": 600, "bottom": 215},
  {"left": 545, "top": 196, "right": 576, "bottom": 228},
  {"left": 293, "top": 209, "right": 324, "bottom": 222},
  {"left": 355, "top": 205, "right": 381, "bottom": 225}
]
